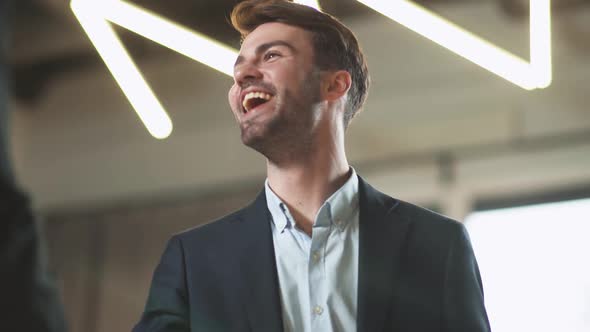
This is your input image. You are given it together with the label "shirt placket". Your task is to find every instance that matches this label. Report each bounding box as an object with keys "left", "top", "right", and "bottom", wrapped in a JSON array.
[{"left": 308, "top": 207, "right": 331, "bottom": 331}]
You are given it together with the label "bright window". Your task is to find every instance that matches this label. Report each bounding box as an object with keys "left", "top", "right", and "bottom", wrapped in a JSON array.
[{"left": 465, "top": 197, "right": 590, "bottom": 332}]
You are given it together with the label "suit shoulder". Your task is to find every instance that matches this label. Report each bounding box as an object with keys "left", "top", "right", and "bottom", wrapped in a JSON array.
[
  {"left": 390, "top": 199, "right": 467, "bottom": 260},
  {"left": 174, "top": 206, "right": 248, "bottom": 243},
  {"left": 361, "top": 179, "right": 463, "bottom": 233},
  {"left": 398, "top": 199, "right": 459, "bottom": 224},
  {"left": 393, "top": 199, "right": 465, "bottom": 235}
]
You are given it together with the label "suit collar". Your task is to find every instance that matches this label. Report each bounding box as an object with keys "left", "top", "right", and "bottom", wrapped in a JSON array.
[
  {"left": 235, "top": 190, "right": 284, "bottom": 332},
  {"left": 356, "top": 175, "right": 411, "bottom": 332}
]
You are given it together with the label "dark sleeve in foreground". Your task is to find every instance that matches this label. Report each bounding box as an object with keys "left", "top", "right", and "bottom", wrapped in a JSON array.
[
  {"left": 1, "top": 3, "right": 67, "bottom": 329},
  {"left": 133, "top": 236, "right": 190, "bottom": 332},
  {"left": 443, "top": 224, "right": 491, "bottom": 332},
  {"left": 0, "top": 184, "right": 68, "bottom": 332}
]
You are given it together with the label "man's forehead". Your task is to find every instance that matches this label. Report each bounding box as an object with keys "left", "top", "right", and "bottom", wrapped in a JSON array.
[{"left": 240, "top": 22, "right": 312, "bottom": 51}]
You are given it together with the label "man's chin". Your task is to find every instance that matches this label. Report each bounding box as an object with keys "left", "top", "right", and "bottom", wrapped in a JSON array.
[
  {"left": 241, "top": 130, "right": 265, "bottom": 150},
  {"left": 243, "top": 129, "right": 282, "bottom": 160}
]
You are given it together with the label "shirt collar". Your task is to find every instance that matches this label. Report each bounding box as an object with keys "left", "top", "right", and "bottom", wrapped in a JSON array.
[
  {"left": 322, "top": 167, "right": 359, "bottom": 231},
  {"left": 265, "top": 167, "right": 359, "bottom": 233},
  {"left": 265, "top": 179, "right": 291, "bottom": 233}
]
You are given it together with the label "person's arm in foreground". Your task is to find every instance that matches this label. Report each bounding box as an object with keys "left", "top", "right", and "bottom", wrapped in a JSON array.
[{"left": 0, "top": 2, "right": 67, "bottom": 330}]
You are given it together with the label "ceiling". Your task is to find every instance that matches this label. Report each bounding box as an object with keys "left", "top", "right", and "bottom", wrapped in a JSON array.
[
  {"left": 9, "top": 0, "right": 370, "bottom": 102},
  {"left": 10, "top": 0, "right": 589, "bottom": 104},
  {"left": 5, "top": 0, "right": 590, "bottom": 211}
]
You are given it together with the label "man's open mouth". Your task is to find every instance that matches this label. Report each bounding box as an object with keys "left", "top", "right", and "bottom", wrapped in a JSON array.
[{"left": 242, "top": 91, "right": 273, "bottom": 114}]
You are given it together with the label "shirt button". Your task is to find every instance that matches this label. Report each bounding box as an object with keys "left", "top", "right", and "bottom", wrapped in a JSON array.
[
  {"left": 312, "top": 251, "right": 320, "bottom": 263},
  {"left": 313, "top": 305, "right": 324, "bottom": 315}
]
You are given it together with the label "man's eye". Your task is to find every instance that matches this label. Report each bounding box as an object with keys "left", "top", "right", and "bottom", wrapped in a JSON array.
[{"left": 264, "top": 52, "right": 280, "bottom": 61}]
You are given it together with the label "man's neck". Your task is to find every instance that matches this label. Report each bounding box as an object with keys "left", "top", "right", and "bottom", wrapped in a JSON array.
[{"left": 266, "top": 147, "right": 350, "bottom": 236}]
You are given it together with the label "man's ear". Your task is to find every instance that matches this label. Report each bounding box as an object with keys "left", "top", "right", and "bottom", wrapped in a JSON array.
[{"left": 323, "top": 70, "right": 352, "bottom": 102}]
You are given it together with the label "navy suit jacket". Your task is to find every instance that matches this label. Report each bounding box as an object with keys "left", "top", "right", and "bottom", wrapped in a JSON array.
[{"left": 133, "top": 176, "right": 491, "bottom": 332}]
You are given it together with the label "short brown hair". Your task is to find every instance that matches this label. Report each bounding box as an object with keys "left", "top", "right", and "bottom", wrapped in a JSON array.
[{"left": 231, "top": 0, "right": 370, "bottom": 128}]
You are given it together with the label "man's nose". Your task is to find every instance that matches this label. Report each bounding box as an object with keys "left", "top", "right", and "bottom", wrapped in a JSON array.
[{"left": 234, "top": 63, "right": 263, "bottom": 87}]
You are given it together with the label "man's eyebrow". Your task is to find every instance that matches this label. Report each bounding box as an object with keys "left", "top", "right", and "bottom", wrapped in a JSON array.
[{"left": 233, "top": 40, "right": 297, "bottom": 68}]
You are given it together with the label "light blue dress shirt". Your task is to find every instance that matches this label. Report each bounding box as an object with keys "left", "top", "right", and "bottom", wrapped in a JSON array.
[{"left": 265, "top": 168, "right": 360, "bottom": 332}]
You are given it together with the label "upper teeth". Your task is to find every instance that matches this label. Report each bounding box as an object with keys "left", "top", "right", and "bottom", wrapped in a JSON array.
[{"left": 243, "top": 91, "right": 272, "bottom": 110}]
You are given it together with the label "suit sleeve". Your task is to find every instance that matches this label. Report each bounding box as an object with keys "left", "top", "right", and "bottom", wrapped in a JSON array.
[
  {"left": 443, "top": 224, "right": 491, "bottom": 332},
  {"left": 1, "top": 9, "right": 67, "bottom": 329},
  {"left": 0, "top": 184, "right": 68, "bottom": 332},
  {"left": 133, "top": 236, "right": 190, "bottom": 332}
]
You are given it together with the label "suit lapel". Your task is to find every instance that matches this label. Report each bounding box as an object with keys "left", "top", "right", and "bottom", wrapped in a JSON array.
[
  {"left": 234, "top": 190, "right": 283, "bottom": 332},
  {"left": 356, "top": 176, "right": 411, "bottom": 332}
]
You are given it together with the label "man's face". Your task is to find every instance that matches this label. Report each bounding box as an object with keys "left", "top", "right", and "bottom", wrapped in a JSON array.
[{"left": 228, "top": 22, "right": 322, "bottom": 157}]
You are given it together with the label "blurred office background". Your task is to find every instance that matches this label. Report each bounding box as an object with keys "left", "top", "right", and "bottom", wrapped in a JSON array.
[{"left": 5, "top": 0, "right": 590, "bottom": 331}]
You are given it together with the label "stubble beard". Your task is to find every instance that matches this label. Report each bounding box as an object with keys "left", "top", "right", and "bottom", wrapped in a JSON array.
[{"left": 241, "top": 71, "right": 321, "bottom": 165}]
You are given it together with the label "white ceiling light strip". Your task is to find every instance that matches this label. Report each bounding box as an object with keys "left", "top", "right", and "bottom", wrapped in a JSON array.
[
  {"left": 71, "top": 0, "right": 317, "bottom": 139},
  {"left": 98, "top": 0, "right": 239, "bottom": 76},
  {"left": 71, "top": 0, "right": 175, "bottom": 139},
  {"left": 72, "top": 0, "right": 548, "bottom": 138},
  {"left": 356, "top": 0, "right": 552, "bottom": 90},
  {"left": 530, "top": 0, "right": 552, "bottom": 88}
]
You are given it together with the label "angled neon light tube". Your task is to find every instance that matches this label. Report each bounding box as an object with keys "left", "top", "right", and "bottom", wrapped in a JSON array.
[
  {"left": 356, "top": 0, "right": 552, "bottom": 90},
  {"left": 530, "top": 0, "right": 552, "bottom": 88},
  {"left": 71, "top": 0, "right": 320, "bottom": 139},
  {"left": 71, "top": 0, "right": 174, "bottom": 139},
  {"left": 72, "top": 0, "right": 549, "bottom": 140},
  {"left": 98, "top": 0, "right": 239, "bottom": 77}
]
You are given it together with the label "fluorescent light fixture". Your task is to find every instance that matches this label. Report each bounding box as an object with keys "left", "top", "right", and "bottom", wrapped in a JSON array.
[
  {"left": 530, "top": 0, "right": 552, "bottom": 88},
  {"left": 71, "top": 0, "right": 321, "bottom": 139},
  {"left": 71, "top": 0, "right": 240, "bottom": 140},
  {"left": 96, "top": 0, "right": 239, "bottom": 77},
  {"left": 356, "top": 0, "right": 552, "bottom": 90},
  {"left": 71, "top": 0, "right": 173, "bottom": 139},
  {"left": 72, "top": 0, "right": 548, "bottom": 139}
]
